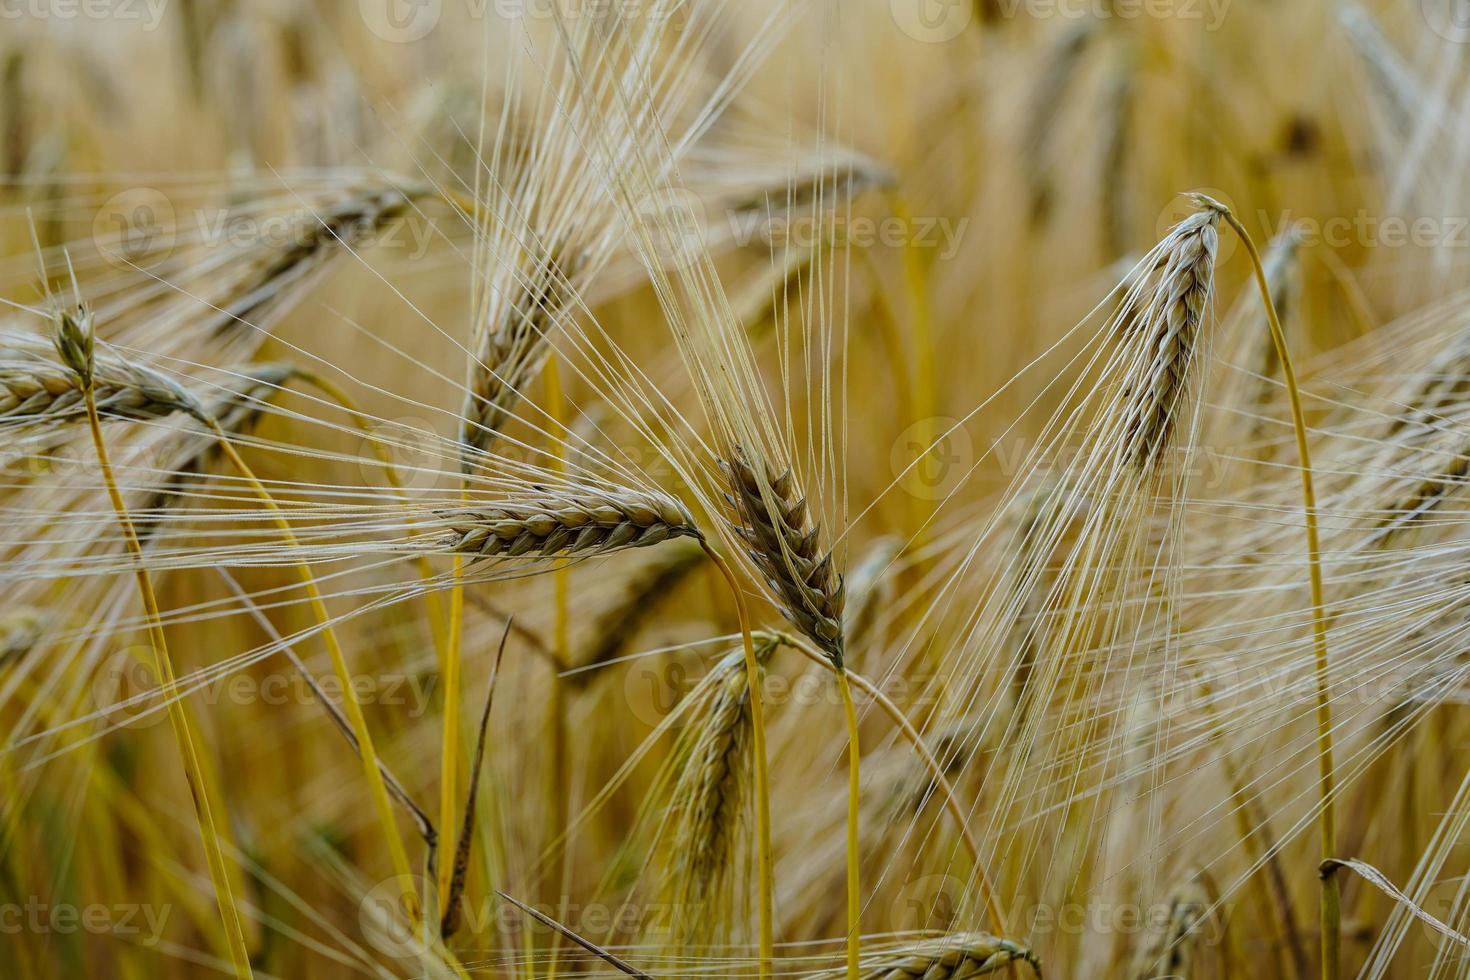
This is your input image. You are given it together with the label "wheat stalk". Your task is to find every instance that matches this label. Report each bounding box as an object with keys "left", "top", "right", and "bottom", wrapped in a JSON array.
[
  {"left": 1214, "top": 203, "right": 1340, "bottom": 979},
  {"left": 48, "top": 295, "right": 255, "bottom": 979}
]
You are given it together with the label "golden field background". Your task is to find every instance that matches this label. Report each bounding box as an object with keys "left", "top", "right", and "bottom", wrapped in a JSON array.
[{"left": 3, "top": 0, "right": 1470, "bottom": 977}]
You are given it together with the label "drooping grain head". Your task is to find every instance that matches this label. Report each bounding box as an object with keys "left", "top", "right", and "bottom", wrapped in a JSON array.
[
  {"left": 827, "top": 933, "right": 1041, "bottom": 980},
  {"left": 445, "top": 486, "right": 699, "bottom": 560},
  {"left": 722, "top": 451, "right": 845, "bottom": 665},
  {"left": 206, "top": 181, "right": 429, "bottom": 338},
  {"left": 1115, "top": 201, "right": 1221, "bottom": 472},
  {"left": 1, "top": 339, "right": 205, "bottom": 429}
]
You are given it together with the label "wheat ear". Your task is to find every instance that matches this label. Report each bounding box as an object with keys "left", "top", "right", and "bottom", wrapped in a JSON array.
[
  {"left": 1117, "top": 203, "right": 1221, "bottom": 472},
  {"left": 53, "top": 301, "right": 254, "bottom": 979},
  {"left": 203, "top": 181, "right": 436, "bottom": 338},
  {"left": 458, "top": 244, "right": 584, "bottom": 465},
  {"left": 443, "top": 488, "right": 699, "bottom": 559},
  {"left": 664, "top": 635, "right": 780, "bottom": 951},
  {"left": 1, "top": 338, "right": 207, "bottom": 428},
  {"left": 812, "top": 934, "right": 1040, "bottom": 980},
  {"left": 722, "top": 452, "right": 845, "bottom": 662}
]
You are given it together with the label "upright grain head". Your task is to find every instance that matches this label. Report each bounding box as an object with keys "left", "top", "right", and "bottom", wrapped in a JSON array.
[{"left": 50, "top": 302, "right": 94, "bottom": 387}]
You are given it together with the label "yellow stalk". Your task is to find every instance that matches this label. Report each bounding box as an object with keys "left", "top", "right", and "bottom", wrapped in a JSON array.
[
  {"left": 892, "top": 193, "right": 938, "bottom": 552},
  {"left": 544, "top": 354, "right": 572, "bottom": 881},
  {"left": 702, "top": 543, "right": 775, "bottom": 980},
  {"left": 1219, "top": 206, "right": 1337, "bottom": 979},
  {"left": 437, "top": 552, "right": 465, "bottom": 915},
  {"left": 82, "top": 390, "right": 254, "bottom": 979},
  {"left": 837, "top": 669, "right": 861, "bottom": 980},
  {"left": 204, "top": 424, "right": 420, "bottom": 926}
]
